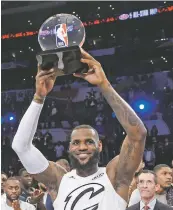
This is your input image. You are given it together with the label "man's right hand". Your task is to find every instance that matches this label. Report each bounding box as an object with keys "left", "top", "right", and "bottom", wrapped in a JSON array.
[
  {"left": 35, "top": 65, "right": 57, "bottom": 98},
  {"left": 12, "top": 200, "right": 21, "bottom": 210}
]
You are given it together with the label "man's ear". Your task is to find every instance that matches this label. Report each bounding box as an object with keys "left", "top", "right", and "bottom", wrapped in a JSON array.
[
  {"left": 155, "top": 184, "right": 161, "bottom": 193},
  {"left": 98, "top": 140, "right": 102, "bottom": 152}
]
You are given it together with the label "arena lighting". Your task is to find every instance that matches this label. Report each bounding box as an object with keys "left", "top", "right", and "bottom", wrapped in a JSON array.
[
  {"left": 139, "top": 104, "right": 145, "bottom": 110},
  {"left": 4, "top": 113, "right": 16, "bottom": 123},
  {"left": 9, "top": 117, "right": 14, "bottom": 121},
  {"left": 131, "top": 98, "right": 156, "bottom": 115},
  {"left": 2, "top": 6, "right": 173, "bottom": 40}
]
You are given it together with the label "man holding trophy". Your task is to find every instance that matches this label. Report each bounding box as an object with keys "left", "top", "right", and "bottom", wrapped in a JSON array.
[{"left": 12, "top": 14, "right": 146, "bottom": 210}]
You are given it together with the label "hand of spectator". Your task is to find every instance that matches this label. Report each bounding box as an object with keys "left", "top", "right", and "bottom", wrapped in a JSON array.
[
  {"left": 30, "top": 189, "right": 44, "bottom": 205},
  {"left": 35, "top": 65, "right": 57, "bottom": 97},
  {"left": 12, "top": 200, "right": 21, "bottom": 210},
  {"left": 73, "top": 48, "right": 108, "bottom": 87}
]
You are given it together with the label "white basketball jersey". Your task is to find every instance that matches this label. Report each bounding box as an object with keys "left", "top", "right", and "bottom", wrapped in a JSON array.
[{"left": 53, "top": 167, "right": 127, "bottom": 210}]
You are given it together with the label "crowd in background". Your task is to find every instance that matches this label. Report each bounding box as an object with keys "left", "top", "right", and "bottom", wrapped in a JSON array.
[{"left": 1, "top": 71, "right": 173, "bottom": 176}]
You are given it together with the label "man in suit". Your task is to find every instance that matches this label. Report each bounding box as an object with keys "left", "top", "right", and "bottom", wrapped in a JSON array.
[
  {"left": 128, "top": 164, "right": 173, "bottom": 207},
  {"left": 127, "top": 170, "right": 173, "bottom": 210}
]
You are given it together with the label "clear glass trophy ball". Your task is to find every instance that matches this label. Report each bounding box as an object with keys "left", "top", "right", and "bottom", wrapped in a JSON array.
[{"left": 38, "top": 13, "right": 86, "bottom": 51}]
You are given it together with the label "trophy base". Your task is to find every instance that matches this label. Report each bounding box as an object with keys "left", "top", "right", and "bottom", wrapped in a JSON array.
[{"left": 36, "top": 46, "right": 89, "bottom": 76}]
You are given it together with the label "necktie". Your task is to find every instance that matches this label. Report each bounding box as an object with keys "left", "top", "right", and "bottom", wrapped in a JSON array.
[{"left": 144, "top": 205, "right": 150, "bottom": 210}]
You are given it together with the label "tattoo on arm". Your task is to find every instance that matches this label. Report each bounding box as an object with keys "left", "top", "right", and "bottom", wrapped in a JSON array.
[
  {"left": 100, "top": 82, "right": 146, "bottom": 138},
  {"left": 114, "top": 137, "right": 145, "bottom": 201}
]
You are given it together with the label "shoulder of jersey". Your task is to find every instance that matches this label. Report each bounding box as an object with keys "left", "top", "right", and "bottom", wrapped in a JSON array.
[{"left": 65, "top": 169, "right": 76, "bottom": 179}]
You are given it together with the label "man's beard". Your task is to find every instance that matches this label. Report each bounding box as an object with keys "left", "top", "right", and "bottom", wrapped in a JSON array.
[
  {"left": 6, "top": 193, "right": 19, "bottom": 202},
  {"left": 69, "top": 149, "right": 100, "bottom": 171}
]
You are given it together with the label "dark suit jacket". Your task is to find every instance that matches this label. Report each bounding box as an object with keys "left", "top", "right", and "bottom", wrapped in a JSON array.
[{"left": 126, "top": 200, "right": 173, "bottom": 210}]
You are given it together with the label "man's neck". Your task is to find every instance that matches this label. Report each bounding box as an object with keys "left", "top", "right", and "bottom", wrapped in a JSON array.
[
  {"left": 142, "top": 195, "right": 155, "bottom": 205},
  {"left": 76, "top": 165, "right": 99, "bottom": 177},
  {"left": 21, "top": 185, "right": 32, "bottom": 194}
]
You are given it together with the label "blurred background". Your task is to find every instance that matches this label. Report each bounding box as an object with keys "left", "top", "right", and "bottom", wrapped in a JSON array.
[{"left": 1, "top": 1, "right": 173, "bottom": 176}]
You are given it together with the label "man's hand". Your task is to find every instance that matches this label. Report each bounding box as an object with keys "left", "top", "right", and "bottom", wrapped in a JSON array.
[
  {"left": 12, "top": 200, "right": 21, "bottom": 210},
  {"left": 35, "top": 65, "right": 57, "bottom": 97},
  {"left": 73, "top": 48, "right": 108, "bottom": 86},
  {"left": 30, "top": 189, "right": 44, "bottom": 205}
]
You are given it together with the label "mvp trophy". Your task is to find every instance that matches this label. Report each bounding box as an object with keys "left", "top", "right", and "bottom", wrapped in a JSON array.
[{"left": 36, "top": 13, "right": 88, "bottom": 76}]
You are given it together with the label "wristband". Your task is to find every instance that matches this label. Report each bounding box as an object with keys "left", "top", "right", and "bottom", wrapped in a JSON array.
[{"left": 33, "top": 94, "right": 46, "bottom": 104}]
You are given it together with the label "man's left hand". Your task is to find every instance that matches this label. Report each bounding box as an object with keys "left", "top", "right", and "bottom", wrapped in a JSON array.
[
  {"left": 73, "top": 48, "right": 108, "bottom": 87},
  {"left": 30, "top": 189, "right": 44, "bottom": 204}
]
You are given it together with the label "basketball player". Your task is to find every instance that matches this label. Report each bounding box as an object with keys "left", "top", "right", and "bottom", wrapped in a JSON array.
[{"left": 12, "top": 49, "right": 147, "bottom": 210}]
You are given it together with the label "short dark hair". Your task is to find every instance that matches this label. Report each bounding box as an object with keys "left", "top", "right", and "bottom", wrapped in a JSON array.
[
  {"left": 1, "top": 171, "right": 8, "bottom": 178},
  {"left": 18, "top": 168, "right": 27, "bottom": 176},
  {"left": 71, "top": 124, "right": 99, "bottom": 141},
  {"left": 154, "top": 164, "right": 170, "bottom": 173},
  {"left": 137, "top": 170, "right": 157, "bottom": 184},
  {"left": 6, "top": 176, "right": 20, "bottom": 183}
]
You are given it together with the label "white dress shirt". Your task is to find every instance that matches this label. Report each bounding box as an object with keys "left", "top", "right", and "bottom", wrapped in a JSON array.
[
  {"left": 128, "top": 188, "right": 168, "bottom": 207},
  {"left": 1, "top": 199, "right": 35, "bottom": 210},
  {"left": 140, "top": 198, "right": 156, "bottom": 210}
]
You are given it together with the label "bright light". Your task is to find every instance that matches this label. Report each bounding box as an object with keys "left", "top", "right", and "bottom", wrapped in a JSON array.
[
  {"left": 110, "top": 5, "right": 112, "bottom": 7},
  {"left": 9, "top": 117, "right": 14, "bottom": 121},
  {"left": 73, "top": 11, "right": 75, "bottom": 14},
  {"left": 112, "top": 8, "right": 114, "bottom": 10},
  {"left": 98, "top": 7, "right": 100, "bottom": 9},
  {"left": 139, "top": 104, "right": 145, "bottom": 110}
]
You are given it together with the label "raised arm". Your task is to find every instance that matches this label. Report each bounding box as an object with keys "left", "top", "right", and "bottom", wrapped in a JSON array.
[
  {"left": 12, "top": 66, "right": 66, "bottom": 201},
  {"left": 74, "top": 49, "right": 147, "bottom": 202},
  {"left": 99, "top": 79, "right": 146, "bottom": 201}
]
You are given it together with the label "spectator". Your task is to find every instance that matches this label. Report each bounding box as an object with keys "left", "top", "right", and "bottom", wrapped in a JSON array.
[
  {"left": 154, "top": 164, "right": 173, "bottom": 206},
  {"left": 54, "top": 141, "right": 65, "bottom": 160},
  {"left": 127, "top": 170, "right": 172, "bottom": 210},
  {"left": 128, "top": 164, "right": 173, "bottom": 207},
  {"left": 150, "top": 125, "right": 158, "bottom": 137},
  {"left": 95, "top": 113, "right": 105, "bottom": 133},
  {"left": 84, "top": 95, "right": 90, "bottom": 108},
  {"left": 7, "top": 165, "right": 15, "bottom": 177},
  {"left": 1, "top": 177, "right": 35, "bottom": 210},
  {"left": 19, "top": 168, "right": 34, "bottom": 203},
  {"left": 19, "top": 168, "right": 45, "bottom": 209},
  {"left": 143, "top": 146, "right": 156, "bottom": 170},
  {"left": 163, "top": 138, "right": 173, "bottom": 166},
  {"left": 155, "top": 141, "right": 165, "bottom": 165},
  {"left": 1, "top": 172, "right": 8, "bottom": 195}
]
